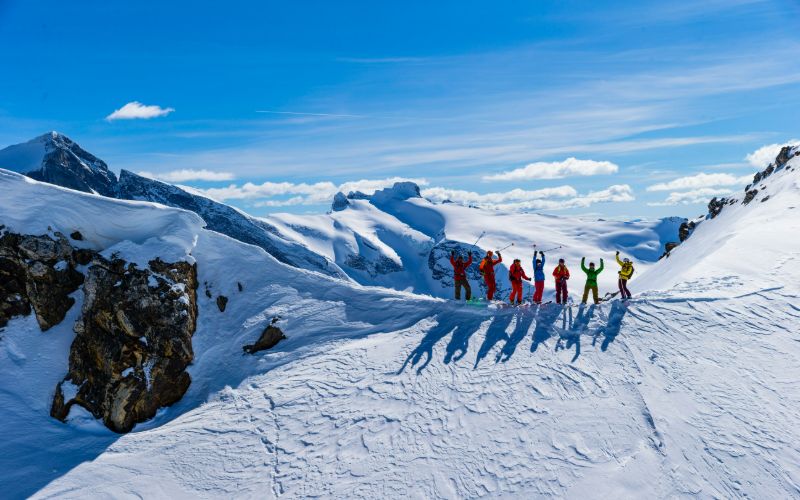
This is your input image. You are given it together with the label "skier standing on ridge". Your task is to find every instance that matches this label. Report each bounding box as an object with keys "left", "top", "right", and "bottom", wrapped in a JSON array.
[
  {"left": 552, "top": 258, "right": 570, "bottom": 305},
  {"left": 479, "top": 250, "right": 502, "bottom": 301},
  {"left": 532, "top": 250, "right": 546, "bottom": 304},
  {"left": 508, "top": 258, "right": 532, "bottom": 305},
  {"left": 580, "top": 257, "right": 604, "bottom": 304},
  {"left": 616, "top": 251, "right": 634, "bottom": 300},
  {"left": 450, "top": 251, "right": 473, "bottom": 301}
]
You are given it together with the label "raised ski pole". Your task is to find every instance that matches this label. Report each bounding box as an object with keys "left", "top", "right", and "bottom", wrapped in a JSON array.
[
  {"left": 497, "top": 242, "right": 514, "bottom": 252},
  {"left": 539, "top": 245, "right": 562, "bottom": 253},
  {"left": 471, "top": 231, "right": 486, "bottom": 249}
]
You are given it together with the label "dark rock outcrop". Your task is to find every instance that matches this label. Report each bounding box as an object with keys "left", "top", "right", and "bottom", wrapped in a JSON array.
[
  {"left": 216, "top": 295, "right": 228, "bottom": 312},
  {"left": 678, "top": 221, "right": 696, "bottom": 242},
  {"left": 243, "top": 317, "right": 286, "bottom": 354},
  {"left": 331, "top": 192, "right": 350, "bottom": 211},
  {"left": 707, "top": 197, "right": 728, "bottom": 219},
  {"left": 743, "top": 188, "right": 758, "bottom": 205},
  {"left": 0, "top": 231, "right": 86, "bottom": 330},
  {"left": 50, "top": 256, "right": 198, "bottom": 433}
]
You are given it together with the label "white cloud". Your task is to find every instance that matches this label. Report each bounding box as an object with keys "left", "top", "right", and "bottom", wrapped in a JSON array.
[
  {"left": 200, "top": 177, "right": 428, "bottom": 206},
  {"left": 646, "top": 172, "right": 753, "bottom": 192},
  {"left": 106, "top": 101, "right": 175, "bottom": 121},
  {"left": 483, "top": 158, "right": 619, "bottom": 181},
  {"left": 745, "top": 140, "right": 800, "bottom": 168},
  {"left": 647, "top": 188, "right": 733, "bottom": 206},
  {"left": 425, "top": 184, "right": 633, "bottom": 211},
  {"left": 138, "top": 169, "right": 235, "bottom": 182},
  {"left": 422, "top": 186, "right": 577, "bottom": 205}
]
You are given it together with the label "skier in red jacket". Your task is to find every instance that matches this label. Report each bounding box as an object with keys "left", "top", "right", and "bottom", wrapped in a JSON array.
[
  {"left": 449, "top": 251, "right": 473, "bottom": 301},
  {"left": 479, "top": 250, "right": 502, "bottom": 301},
  {"left": 508, "top": 258, "right": 532, "bottom": 305},
  {"left": 552, "top": 258, "right": 570, "bottom": 304}
]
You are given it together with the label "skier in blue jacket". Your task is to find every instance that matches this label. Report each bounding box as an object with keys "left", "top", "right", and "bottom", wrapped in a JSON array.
[{"left": 532, "top": 250, "right": 546, "bottom": 303}]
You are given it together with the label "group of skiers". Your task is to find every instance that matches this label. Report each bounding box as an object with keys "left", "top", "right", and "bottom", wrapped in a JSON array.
[{"left": 449, "top": 248, "right": 635, "bottom": 305}]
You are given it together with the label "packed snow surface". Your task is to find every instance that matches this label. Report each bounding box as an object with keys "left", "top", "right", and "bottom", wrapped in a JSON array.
[{"left": 0, "top": 161, "right": 799, "bottom": 498}]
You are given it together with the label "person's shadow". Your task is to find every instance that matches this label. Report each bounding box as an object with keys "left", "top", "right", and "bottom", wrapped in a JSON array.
[
  {"left": 593, "top": 301, "right": 629, "bottom": 351},
  {"left": 496, "top": 310, "right": 536, "bottom": 363},
  {"left": 474, "top": 313, "right": 515, "bottom": 368},
  {"left": 400, "top": 312, "right": 487, "bottom": 374},
  {"left": 530, "top": 304, "right": 563, "bottom": 354},
  {"left": 557, "top": 304, "right": 596, "bottom": 362}
]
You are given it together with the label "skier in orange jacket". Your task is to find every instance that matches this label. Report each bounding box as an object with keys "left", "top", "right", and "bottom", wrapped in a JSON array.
[
  {"left": 552, "top": 258, "right": 570, "bottom": 304},
  {"left": 508, "top": 259, "right": 532, "bottom": 305},
  {"left": 479, "top": 250, "right": 502, "bottom": 301}
]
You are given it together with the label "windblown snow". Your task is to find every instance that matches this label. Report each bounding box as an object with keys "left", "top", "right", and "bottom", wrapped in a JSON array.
[{"left": 1, "top": 150, "right": 799, "bottom": 498}]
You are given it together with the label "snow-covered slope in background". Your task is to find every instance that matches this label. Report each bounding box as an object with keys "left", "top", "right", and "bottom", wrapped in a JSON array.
[
  {"left": 270, "top": 183, "right": 681, "bottom": 300},
  {"left": 638, "top": 145, "right": 800, "bottom": 295},
  {"left": 2, "top": 145, "right": 800, "bottom": 498}
]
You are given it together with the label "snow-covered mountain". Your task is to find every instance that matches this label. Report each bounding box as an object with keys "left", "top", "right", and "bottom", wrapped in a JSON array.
[
  {"left": 0, "top": 132, "right": 683, "bottom": 302},
  {"left": 0, "top": 142, "right": 799, "bottom": 497},
  {"left": 0, "top": 132, "right": 117, "bottom": 197},
  {"left": 0, "top": 133, "right": 344, "bottom": 278},
  {"left": 117, "top": 169, "right": 346, "bottom": 278},
  {"left": 270, "top": 182, "right": 682, "bottom": 300}
]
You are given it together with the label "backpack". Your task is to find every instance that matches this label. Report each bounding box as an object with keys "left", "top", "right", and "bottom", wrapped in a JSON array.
[{"left": 629, "top": 264, "right": 635, "bottom": 277}]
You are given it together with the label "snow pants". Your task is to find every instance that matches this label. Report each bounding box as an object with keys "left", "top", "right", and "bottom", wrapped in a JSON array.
[
  {"left": 555, "top": 279, "right": 568, "bottom": 304},
  {"left": 455, "top": 279, "right": 471, "bottom": 301},
  {"left": 618, "top": 279, "right": 631, "bottom": 299},
  {"left": 509, "top": 280, "right": 523, "bottom": 303},
  {"left": 533, "top": 280, "right": 544, "bottom": 303},
  {"left": 484, "top": 276, "right": 497, "bottom": 301},
  {"left": 582, "top": 284, "right": 599, "bottom": 304}
]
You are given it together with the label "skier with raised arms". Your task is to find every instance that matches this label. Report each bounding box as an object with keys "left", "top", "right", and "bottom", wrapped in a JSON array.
[
  {"left": 450, "top": 251, "right": 473, "bottom": 301},
  {"left": 508, "top": 258, "right": 531, "bottom": 305},
  {"left": 616, "top": 251, "right": 634, "bottom": 300},
  {"left": 580, "top": 257, "right": 604, "bottom": 304},
  {"left": 532, "top": 250, "right": 546, "bottom": 304},
  {"left": 479, "top": 250, "right": 503, "bottom": 301},
  {"left": 552, "top": 258, "right": 570, "bottom": 305}
]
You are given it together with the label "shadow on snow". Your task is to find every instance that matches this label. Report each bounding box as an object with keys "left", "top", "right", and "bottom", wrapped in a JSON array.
[{"left": 401, "top": 300, "right": 631, "bottom": 374}]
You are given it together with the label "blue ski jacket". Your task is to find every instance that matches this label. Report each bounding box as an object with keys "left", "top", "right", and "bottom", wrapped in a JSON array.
[{"left": 532, "top": 252, "right": 545, "bottom": 282}]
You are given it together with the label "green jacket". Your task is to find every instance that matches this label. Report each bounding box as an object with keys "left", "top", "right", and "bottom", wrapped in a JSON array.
[{"left": 581, "top": 257, "right": 604, "bottom": 287}]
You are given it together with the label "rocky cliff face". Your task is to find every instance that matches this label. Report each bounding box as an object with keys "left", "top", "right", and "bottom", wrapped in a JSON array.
[
  {"left": 0, "top": 225, "right": 200, "bottom": 433},
  {"left": 0, "top": 229, "right": 89, "bottom": 330},
  {"left": 51, "top": 256, "right": 198, "bottom": 433}
]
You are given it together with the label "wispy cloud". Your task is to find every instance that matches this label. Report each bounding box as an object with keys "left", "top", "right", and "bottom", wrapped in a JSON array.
[
  {"left": 255, "top": 110, "right": 365, "bottom": 118},
  {"left": 200, "top": 177, "right": 428, "bottom": 206},
  {"left": 483, "top": 158, "right": 618, "bottom": 181},
  {"left": 422, "top": 184, "right": 633, "bottom": 211},
  {"left": 106, "top": 101, "right": 174, "bottom": 121},
  {"left": 138, "top": 169, "right": 236, "bottom": 182},
  {"left": 646, "top": 172, "right": 752, "bottom": 192},
  {"left": 336, "top": 57, "right": 427, "bottom": 64}
]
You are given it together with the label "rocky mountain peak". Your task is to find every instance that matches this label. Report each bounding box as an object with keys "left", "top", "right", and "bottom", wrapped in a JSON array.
[{"left": 0, "top": 131, "right": 118, "bottom": 197}]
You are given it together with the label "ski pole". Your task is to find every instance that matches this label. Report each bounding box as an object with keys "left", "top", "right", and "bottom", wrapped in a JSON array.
[
  {"left": 540, "top": 245, "right": 562, "bottom": 253},
  {"left": 497, "top": 242, "right": 514, "bottom": 252},
  {"left": 471, "top": 231, "right": 486, "bottom": 249}
]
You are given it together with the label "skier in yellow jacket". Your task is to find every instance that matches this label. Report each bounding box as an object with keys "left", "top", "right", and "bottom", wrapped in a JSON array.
[{"left": 615, "top": 251, "right": 634, "bottom": 300}]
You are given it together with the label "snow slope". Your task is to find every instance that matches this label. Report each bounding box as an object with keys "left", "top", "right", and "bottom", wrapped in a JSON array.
[
  {"left": 1, "top": 153, "right": 799, "bottom": 498},
  {"left": 269, "top": 184, "right": 682, "bottom": 300}
]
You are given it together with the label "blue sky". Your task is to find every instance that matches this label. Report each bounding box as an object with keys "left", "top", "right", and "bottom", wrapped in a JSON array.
[{"left": 2, "top": 0, "right": 800, "bottom": 217}]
